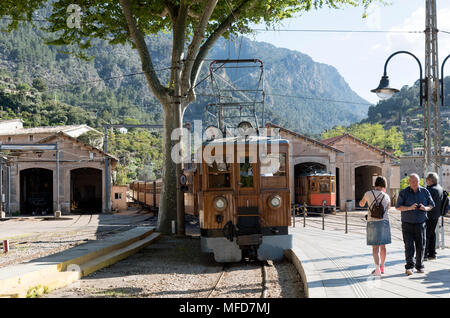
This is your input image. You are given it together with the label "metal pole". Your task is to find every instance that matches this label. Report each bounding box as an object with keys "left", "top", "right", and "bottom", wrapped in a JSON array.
[
  {"left": 7, "top": 166, "right": 10, "bottom": 215},
  {"left": 175, "top": 58, "right": 185, "bottom": 236},
  {"left": 292, "top": 205, "right": 295, "bottom": 228},
  {"left": 322, "top": 203, "right": 325, "bottom": 230},
  {"left": 104, "top": 126, "right": 111, "bottom": 213},
  {"left": 345, "top": 205, "right": 348, "bottom": 234},
  {"left": 56, "top": 142, "right": 60, "bottom": 213},
  {"left": 153, "top": 181, "right": 156, "bottom": 209},
  {"left": 303, "top": 202, "right": 306, "bottom": 228},
  {"left": 430, "top": 0, "right": 442, "bottom": 177},
  {"left": 0, "top": 158, "right": 3, "bottom": 213},
  {"left": 424, "top": 0, "right": 433, "bottom": 178}
]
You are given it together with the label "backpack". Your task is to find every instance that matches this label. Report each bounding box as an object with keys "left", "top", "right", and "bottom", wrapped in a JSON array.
[
  {"left": 441, "top": 190, "right": 449, "bottom": 216},
  {"left": 369, "top": 190, "right": 385, "bottom": 219}
]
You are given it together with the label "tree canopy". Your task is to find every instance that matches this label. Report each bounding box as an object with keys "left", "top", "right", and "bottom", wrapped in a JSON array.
[{"left": 321, "top": 122, "right": 404, "bottom": 156}]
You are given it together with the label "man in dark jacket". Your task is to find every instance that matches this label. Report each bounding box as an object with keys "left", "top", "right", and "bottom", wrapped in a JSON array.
[
  {"left": 396, "top": 173, "right": 435, "bottom": 275},
  {"left": 425, "top": 172, "right": 444, "bottom": 260}
]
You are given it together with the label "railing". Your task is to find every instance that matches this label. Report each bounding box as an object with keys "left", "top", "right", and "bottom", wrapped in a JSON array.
[
  {"left": 129, "top": 180, "right": 162, "bottom": 210},
  {"left": 291, "top": 202, "right": 447, "bottom": 249}
]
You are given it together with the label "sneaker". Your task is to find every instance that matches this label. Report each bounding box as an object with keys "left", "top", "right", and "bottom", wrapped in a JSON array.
[
  {"left": 424, "top": 257, "right": 428, "bottom": 261},
  {"left": 428, "top": 255, "right": 436, "bottom": 260},
  {"left": 380, "top": 266, "right": 385, "bottom": 274},
  {"left": 405, "top": 269, "right": 413, "bottom": 276},
  {"left": 416, "top": 268, "right": 425, "bottom": 273}
]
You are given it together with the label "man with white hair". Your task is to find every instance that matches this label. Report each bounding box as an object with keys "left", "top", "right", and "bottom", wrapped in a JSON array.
[
  {"left": 425, "top": 172, "right": 444, "bottom": 261},
  {"left": 396, "top": 173, "right": 435, "bottom": 275}
]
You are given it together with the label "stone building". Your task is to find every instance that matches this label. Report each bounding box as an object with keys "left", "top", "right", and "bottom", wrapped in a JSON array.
[
  {"left": 399, "top": 154, "right": 450, "bottom": 190},
  {"left": 266, "top": 123, "right": 401, "bottom": 210},
  {"left": 0, "top": 119, "right": 118, "bottom": 215}
]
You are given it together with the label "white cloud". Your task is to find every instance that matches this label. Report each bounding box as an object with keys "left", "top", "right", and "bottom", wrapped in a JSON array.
[{"left": 385, "top": 7, "right": 450, "bottom": 62}]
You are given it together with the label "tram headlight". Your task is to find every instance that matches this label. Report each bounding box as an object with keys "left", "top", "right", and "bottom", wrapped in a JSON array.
[
  {"left": 213, "top": 196, "right": 227, "bottom": 211},
  {"left": 268, "top": 195, "right": 282, "bottom": 209}
]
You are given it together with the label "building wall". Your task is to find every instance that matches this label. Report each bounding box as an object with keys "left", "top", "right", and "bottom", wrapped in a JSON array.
[
  {"left": 111, "top": 185, "right": 128, "bottom": 211},
  {"left": 0, "top": 133, "right": 54, "bottom": 144},
  {"left": 400, "top": 156, "right": 450, "bottom": 190},
  {"left": 5, "top": 135, "right": 113, "bottom": 214},
  {"left": 0, "top": 119, "right": 23, "bottom": 133},
  {"left": 328, "top": 137, "right": 398, "bottom": 210}
]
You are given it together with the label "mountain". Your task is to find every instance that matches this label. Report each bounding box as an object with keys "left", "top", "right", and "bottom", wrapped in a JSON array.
[
  {"left": 360, "top": 79, "right": 450, "bottom": 153},
  {"left": 0, "top": 20, "right": 370, "bottom": 136}
]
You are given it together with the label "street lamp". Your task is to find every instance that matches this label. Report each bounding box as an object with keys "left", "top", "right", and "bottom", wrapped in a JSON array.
[
  {"left": 371, "top": 75, "right": 399, "bottom": 100},
  {"left": 371, "top": 50, "right": 425, "bottom": 106},
  {"left": 441, "top": 54, "right": 450, "bottom": 106}
]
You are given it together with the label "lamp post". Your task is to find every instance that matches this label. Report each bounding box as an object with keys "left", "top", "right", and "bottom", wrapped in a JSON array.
[
  {"left": 372, "top": 0, "right": 444, "bottom": 182},
  {"left": 371, "top": 50, "right": 425, "bottom": 105},
  {"left": 371, "top": 50, "right": 431, "bottom": 178},
  {"left": 441, "top": 54, "right": 450, "bottom": 106}
]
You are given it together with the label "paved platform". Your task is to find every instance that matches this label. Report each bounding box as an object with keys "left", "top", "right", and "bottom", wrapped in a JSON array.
[
  {"left": 290, "top": 226, "right": 450, "bottom": 298},
  {"left": 0, "top": 226, "right": 158, "bottom": 297}
]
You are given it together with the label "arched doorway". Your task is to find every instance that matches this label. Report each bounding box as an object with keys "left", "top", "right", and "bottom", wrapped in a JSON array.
[
  {"left": 355, "top": 165, "right": 382, "bottom": 204},
  {"left": 294, "top": 162, "right": 327, "bottom": 204},
  {"left": 70, "top": 168, "right": 102, "bottom": 213},
  {"left": 20, "top": 168, "right": 53, "bottom": 215}
]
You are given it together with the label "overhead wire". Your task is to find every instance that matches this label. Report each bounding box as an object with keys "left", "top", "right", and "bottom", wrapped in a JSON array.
[{"left": 2, "top": 16, "right": 447, "bottom": 34}]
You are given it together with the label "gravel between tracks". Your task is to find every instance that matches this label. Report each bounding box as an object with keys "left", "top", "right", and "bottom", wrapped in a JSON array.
[{"left": 45, "top": 235, "right": 305, "bottom": 298}]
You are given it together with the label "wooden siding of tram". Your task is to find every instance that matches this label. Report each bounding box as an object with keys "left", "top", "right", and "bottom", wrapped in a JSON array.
[
  {"left": 198, "top": 142, "right": 291, "bottom": 230},
  {"left": 129, "top": 178, "right": 197, "bottom": 215}
]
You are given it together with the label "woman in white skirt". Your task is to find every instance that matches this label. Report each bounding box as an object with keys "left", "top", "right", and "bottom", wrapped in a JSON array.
[{"left": 358, "top": 176, "right": 391, "bottom": 276}]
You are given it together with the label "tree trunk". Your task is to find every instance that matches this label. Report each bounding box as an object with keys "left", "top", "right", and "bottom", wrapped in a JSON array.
[{"left": 157, "top": 102, "right": 178, "bottom": 234}]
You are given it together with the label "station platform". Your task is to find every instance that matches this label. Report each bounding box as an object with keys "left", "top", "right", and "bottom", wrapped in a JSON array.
[
  {"left": 0, "top": 226, "right": 160, "bottom": 297},
  {"left": 289, "top": 226, "right": 450, "bottom": 298}
]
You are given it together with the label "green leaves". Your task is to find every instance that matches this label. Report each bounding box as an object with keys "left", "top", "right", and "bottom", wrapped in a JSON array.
[{"left": 321, "top": 122, "right": 404, "bottom": 156}]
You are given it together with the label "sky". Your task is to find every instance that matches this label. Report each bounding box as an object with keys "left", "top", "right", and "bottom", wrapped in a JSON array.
[{"left": 252, "top": 0, "right": 450, "bottom": 104}]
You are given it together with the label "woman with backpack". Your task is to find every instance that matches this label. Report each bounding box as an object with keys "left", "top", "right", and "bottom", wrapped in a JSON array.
[{"left": 358, "top": 176, "right": 391, "bottom": 276}]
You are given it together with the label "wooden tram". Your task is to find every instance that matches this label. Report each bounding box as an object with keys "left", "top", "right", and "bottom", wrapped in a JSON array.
[
  {"left": 295, "top": 171, "right": 336, "bottom": 213},
  {"left": 132, "top": 59, "right": 292, "bottom": 262},
  {"left": 195, "top": 132, "right": 292, "bottom": 262},
  {"left": 130, "top": 128, "right": 292, "bottom": 262},
  {"left": 129, "top": 179, "right": 196, "bottom": 215}
]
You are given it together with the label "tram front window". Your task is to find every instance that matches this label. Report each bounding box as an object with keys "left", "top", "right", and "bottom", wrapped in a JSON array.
[
  {"left": 239, "top": 157, "right": 254, "bottom": 188},
  {"left": 261, "top": 153, "right": 286, "bottom": 177},
  {"left": 208, "top": 161, "right": 231, "bottom": 188},
  {"left": 320, "top": 182, "right": 330, "bottom": 193}
]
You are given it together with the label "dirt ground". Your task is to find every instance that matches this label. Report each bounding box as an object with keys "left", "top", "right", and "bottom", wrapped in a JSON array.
[{"left": 45, "top": 235, "right": 304, "bottom": 298}]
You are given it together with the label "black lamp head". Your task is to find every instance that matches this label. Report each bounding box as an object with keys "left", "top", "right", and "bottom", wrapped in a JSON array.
[{"left": 371, "top": 75, "right": 399, "bottom": 100}]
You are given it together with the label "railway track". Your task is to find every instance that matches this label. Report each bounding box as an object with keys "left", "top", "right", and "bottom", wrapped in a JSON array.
[{"left": 207, "top": 261, "right": 268, "bottom": 298}]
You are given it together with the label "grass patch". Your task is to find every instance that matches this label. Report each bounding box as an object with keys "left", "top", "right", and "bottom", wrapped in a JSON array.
[{"left": 26, "top": 285, "right": 49, "bottom": 298}]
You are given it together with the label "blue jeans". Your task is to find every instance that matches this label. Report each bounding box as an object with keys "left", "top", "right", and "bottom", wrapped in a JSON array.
[{"left": 402, "top": 222, "right": 426, "bottom": 270}]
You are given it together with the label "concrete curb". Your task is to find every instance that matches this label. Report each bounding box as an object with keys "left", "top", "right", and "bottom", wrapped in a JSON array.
[
  {"left": 284, "top": 247, "right": 327, "bottom": 298},
  {"left": 0, "top": 227, "right": 159, "bottom": 298},
  {"left": 284, "top": 249, "right": 309, "bottom": 298}
]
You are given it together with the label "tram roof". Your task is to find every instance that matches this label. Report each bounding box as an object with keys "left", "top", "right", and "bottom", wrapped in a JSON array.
[{"left": 202, "top": 135, "right": 289, "bottom": 146}]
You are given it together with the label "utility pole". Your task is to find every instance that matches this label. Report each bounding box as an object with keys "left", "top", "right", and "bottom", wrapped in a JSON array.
[
  {"left": 426, "top": 0, "right": 445, "bottom": 249},
  {"left": 104, "top": 126, "right": 111, "bottom": 213},
  {"left": 430, "top": 0, "right": 443, "bottom": 181},
  {"left": 423, "top": 0, "right": 433, "bottom": 178}
]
